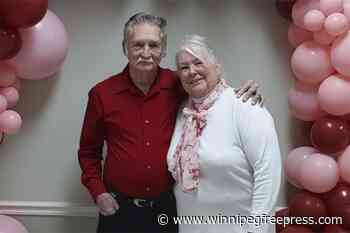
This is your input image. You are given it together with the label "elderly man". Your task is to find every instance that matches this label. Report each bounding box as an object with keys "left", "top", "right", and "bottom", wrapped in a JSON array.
[{"left": 78, "top": 12, "right": 262, "bottom": 233}]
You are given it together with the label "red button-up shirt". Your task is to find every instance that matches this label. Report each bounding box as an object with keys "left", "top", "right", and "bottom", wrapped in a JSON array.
[{"left": 78, "top": 65, "right": 185, "bottom": 200}]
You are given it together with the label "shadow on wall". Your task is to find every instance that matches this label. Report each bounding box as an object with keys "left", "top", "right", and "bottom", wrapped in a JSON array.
[{"left": 243, "top": 0, "right": 309, "bottom": 203}]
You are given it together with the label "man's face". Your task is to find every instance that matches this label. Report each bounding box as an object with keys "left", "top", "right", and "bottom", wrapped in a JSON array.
[{"left": 126, "top": 23, "right": 162, "bottom": 73}]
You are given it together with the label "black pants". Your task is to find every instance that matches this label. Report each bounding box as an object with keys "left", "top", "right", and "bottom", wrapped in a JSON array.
[{"left": 97, "top": 191, "right": 178, "bottom": 233}]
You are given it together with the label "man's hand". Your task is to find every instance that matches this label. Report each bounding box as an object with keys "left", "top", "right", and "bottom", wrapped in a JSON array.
[
  {"left": 234, "top": 80, "right": 264, "bottom": 106},
  {"left": 96, "top": 192, "right": 120, "bottom": 216}
]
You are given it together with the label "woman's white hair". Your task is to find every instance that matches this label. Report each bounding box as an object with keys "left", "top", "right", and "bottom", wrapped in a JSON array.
[
  {"left": 176, "top": 35, "right": 223, "bottom": 77},
  {"left": 176, "top": 35, "right": 218, "bottom": 65}
]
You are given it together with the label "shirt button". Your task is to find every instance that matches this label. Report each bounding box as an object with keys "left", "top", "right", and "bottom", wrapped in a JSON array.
[
  {"left": 146, "top": 141, "right": 151, "bottom": 146},
  {"left": 145, "top": 120, "right": 150, "bottom": 124},
  {"left": 146, "top": 187, "right": 151, "bottom": 191}
]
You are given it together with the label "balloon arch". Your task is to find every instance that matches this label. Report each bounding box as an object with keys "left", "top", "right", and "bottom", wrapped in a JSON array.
[
  {"left": 0, "top": 0, "right": 68, "bottom": 144},
  {"left": 276, "top": 0, "right": 350, "bottom": 232},
  {"left": 0, "top": 1, "right": 69, "bottom": 232}
]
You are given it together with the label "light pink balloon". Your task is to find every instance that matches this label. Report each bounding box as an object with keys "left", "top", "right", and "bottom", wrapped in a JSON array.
[
  {"left": 299, "top": 153, "right": 339, "bottom": 193},
  {"left": 0, "top": 63, "right": 16, "bottom": 87},
  {"left": 344, "top": 0, "right": 350, "bottom": 21},
  {"left": 288, "top": 81, "right": 327, "bottom": 121},
  {"left": 304, "top": 9, "right": 326, "bottom": 31},
  {"left": 285, "top": 146, "right": 319, "bottom": 188},
  {"left": 0, "top": 110, "right": 22, "bottom": 134},
  {"left": 318, "top": 74, "right": 350, "bottom": 115},
  {"left": 0, "top": 95, "right": 8, "bottom": 113},
  {"left": 331, "top": 31, "right": 350, "bottom": 76},
  {"left": 292, "top": 0, "right": 320, "bottom": 28},
  {"left": 288, "top": 23, "right": 313, "bottom": 48},
  {"left": 0, "top": 87, "right": 19, "bottom": 108},
  {"left": 0, "top": 215, "right": 28, "bottom": 233},
  {"left": 313, "top": 29, "right": 336, "bottom": 45},
  {"left": 6, "top": 10, "right": 68, "bottom": 80},
  {"left": 324, "top": 13, "right": 349, "bottom": 36},
  {"left": 320, "top": 0, "right": 344, "bottom": 16},
  {"left": 291, "top": 41, "right": 334, "bottom": 84},
  {"left": 338, "top": 145, "right": 350, "bottom": 184}
]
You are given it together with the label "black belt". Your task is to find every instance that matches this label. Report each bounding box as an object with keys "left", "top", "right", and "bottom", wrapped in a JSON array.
[{"left": 109, "top": 190, "right": 173, "bottom": 209}]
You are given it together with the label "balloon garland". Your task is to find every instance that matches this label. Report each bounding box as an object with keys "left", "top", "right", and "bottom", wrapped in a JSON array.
[
  {"left": 0, "top": 0, "right": 68, "bottom": 231},
  {"left": 276, "top": 0, "right": 350, "bottom": 232},
  {"left": 0, "top": 0, "right": 68, "bottom": 145}
]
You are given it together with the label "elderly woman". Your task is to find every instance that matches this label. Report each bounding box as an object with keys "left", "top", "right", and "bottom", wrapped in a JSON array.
[{"left": 167, "top": 35, "right": 282, "bottom": 233}]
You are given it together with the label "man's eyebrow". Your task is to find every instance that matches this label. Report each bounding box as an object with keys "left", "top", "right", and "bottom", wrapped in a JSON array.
[{"left": 178, "top": 62, "right": 188, "bottom": 66}]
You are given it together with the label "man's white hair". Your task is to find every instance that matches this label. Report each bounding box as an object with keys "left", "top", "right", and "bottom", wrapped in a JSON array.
[{"left": 123, "top": 12, "right": 167, "bottom": 58}]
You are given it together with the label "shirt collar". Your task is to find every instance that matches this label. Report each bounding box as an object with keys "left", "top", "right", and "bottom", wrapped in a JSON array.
[
  {"left": 110, "top": 65, "right": 133, "bottom": 94},
  {"left": 111, "top": 64, "right": 174, "bottom": 95}
]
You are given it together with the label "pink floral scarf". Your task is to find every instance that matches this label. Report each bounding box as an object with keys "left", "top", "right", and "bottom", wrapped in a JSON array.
[{"left": 169, "top": 79, "right": 228, "bottom": 192}]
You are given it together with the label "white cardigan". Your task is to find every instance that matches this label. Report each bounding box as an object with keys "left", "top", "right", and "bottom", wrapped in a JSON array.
[{"left": 167, "top": 87, "right": 282, "bottom": 233}]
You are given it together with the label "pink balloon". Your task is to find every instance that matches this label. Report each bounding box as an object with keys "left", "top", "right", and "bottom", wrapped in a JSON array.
[
  {"left": 324, "top": 13, "right": 349, "bottom": 36},
  {"left": 6, "top": 10, "right": 68, "bottom": 80},
  {"left": 0, "top": 95, "right": 8, "bottom": 113},
  {"left": 292, "top": 0, "right": 320, "bottom": 28},
  {"left": 285, "top": 146, "right": 319, "bottom": 188},
  {"left": 0, "top": 110, "right": 22, "bottom": 134},
  {"left": 0, "top": 63, "right": 16, "bottom": 87},
  {"left": 331, "top": 31, "right": 350, "bottom": 76},
  {"left": 291, "top": 41, "right": 334, "bottom": 84},
  {"left": 313, "top": 29, "right": 336, "bottom": 45},
  {"left": 318, "top": 74, "right": 350, "bottom": 115},
  {"left": 288, "top": 23, "right": 313, "bottom": 48},
  {"left": 0, "top": 87, "right": 19, "bottom": 108},
  {"left": 288, "top": 81, "right": 327, "bottom": 121},
  {"left": 304, "top": 10, "right": 326, "bottom": 31},
  {"left": 0, "top": 215, "right": 28, "bottom": 233},
  {"left": 320, "top": 0, "right": 344, "bottom": 16},
  {"left": 339, "top": 145, "right": 350, "bottom": 184},
  {"left": 299, "top": 153, "right": 339, "bottom": 193},
  {"left": 344, "top": 0, "right": 350, "bottom": 21}
]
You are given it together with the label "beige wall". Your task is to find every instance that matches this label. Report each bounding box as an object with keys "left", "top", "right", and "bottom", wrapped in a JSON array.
[{"left": 0, "top": 0, "right": 305, "bottom": 232}]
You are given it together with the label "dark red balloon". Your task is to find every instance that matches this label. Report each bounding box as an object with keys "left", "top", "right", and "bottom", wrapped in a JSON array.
[
  {"left": 338, "top": 205, "right": 350, "bottom": 229},
  {"left": 281, "top": 225, "right": 314, "bottom": 233},
  {"left": 0, "top": 27, "right": 21, "bottom": 60},
  {"left": 275, "top": 0, "right": 296, "bottom": 20},
  {"left": 0, "top": 0, "right": 48, "bottom": 29},
  {"left": 310, "top": 117, "right": 350, "bottom": 154},
  {"left": 325, "top": 185, "right": 350, "bottom": 217},
  {"left": 323, "top": 224, "right": 350, "bottom": 233},
  {"left": 289, "top": 191, "right": 328, "bottom": 231},
  {"left": 276, "top": 208, "right": 290, "bottom": 233}
]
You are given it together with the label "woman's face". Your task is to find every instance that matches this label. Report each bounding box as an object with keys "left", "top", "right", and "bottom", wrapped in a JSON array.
[{"left": 177, "top": 51, "right": 219, "bottom": 98}]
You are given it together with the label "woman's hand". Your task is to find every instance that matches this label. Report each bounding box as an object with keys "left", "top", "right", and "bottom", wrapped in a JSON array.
[{"left": 234, "top": 80, "right": 264, "bottom": 106}]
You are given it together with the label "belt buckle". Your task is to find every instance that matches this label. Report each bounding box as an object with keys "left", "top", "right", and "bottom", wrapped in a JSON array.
[
  {"left": 133, "top": 198, "right": 147, "bottom": 208},
  {"left": 133, "top": 198, "right": 153, "bottom": 208}
]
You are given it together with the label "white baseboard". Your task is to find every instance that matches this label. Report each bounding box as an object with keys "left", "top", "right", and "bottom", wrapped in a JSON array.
[
  {"left": 0, "top": 201, "right": 286, "bottom": 217},
  {"left": 0, "top": 201, "right": 98, "bottom": 217}
]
